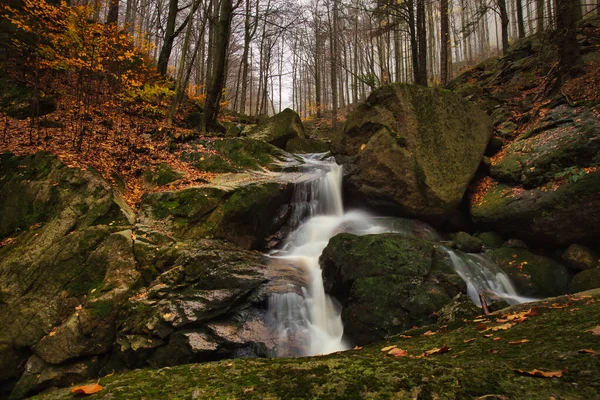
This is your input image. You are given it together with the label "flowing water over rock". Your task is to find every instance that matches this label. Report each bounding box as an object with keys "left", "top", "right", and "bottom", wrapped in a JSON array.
[{"left": 267, "top": 154, "right": 532, "bottom": 357}]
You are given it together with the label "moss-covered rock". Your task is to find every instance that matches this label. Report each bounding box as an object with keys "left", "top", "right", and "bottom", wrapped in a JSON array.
[
  {"left": 562, "top": 244, "right": 600, "bottom": 271},
  {"left": 0, "top": 153, "right": 136, "bottom": 397},
  {"left": 142, "top": 163, "right": 185, "bottom": 188},
  {"left": 570, "top": 268, "right": 600, "bottom": 292},
  {"left": 332, "top": 83, "right": 492, "bottom": 221},
  {"left": 476, "top": 231, "right": 504, "bottom": 249},
  {"left": 30, "top": 290, "right": 600, "bottom": 400},
  {"left": 139, "top": 181, "right": 293, "bottom": 249},
  {"left": 491, "top": 105, "right": 600, "bottom": 188},
  {"left": 246, "top": 108, "right": 306, "bottom": 150},
  {"left": 489, "top": 248, "right": 570, "bottom": 298},
  {"left": 181, "top": 138, "right": 285, "bottom": 173},
  {"left": 450, "top": 232, "right": 483, "bottom": 253},
  {"left": 320, "top": 233, "right": 465, "bottom": 344},
  {"left": 471, "top": 170, "right": 600, "bottom": 245}
]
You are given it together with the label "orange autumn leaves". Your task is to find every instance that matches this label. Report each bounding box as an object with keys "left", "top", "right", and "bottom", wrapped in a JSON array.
[
  {"left": 71, "top": 383, "right": 102, "bottom": 395},
  {"left": 382, "top": 343, "right": 451, "bottom": 358}
]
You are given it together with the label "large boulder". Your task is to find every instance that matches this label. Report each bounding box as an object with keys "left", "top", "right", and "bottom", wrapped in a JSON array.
[
  {"left": 116, "top": 237, "right": 276, "bottom": 369},
  {"left": 320, "top": 233, "right": 465, "bottom": 344},
  {"left": 246, "top": 109, "right": 306, "bottom": 150},
  {"left": 138, "top": 180, "right": 293, "bottom": 250},
  {"left": 180, "top": 138, "right": 286, "bottom": 173},
  {"left": 0, "top": 153, "right": 291, "bottom": 398},
  {"left": 332, "top": 84, "right": 492, "bottom": 221},
  {"left": 490, "top": 105, "right": 600, "bottom": 188},
  {"left": 0, "top": 153, "right": 135, "bottom": 397},
  {"left": 471, "top": 169, "right": 600, "bottom": 245}
]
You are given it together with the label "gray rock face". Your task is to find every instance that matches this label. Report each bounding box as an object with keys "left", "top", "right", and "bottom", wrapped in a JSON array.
[
  {"left": 331, "top": 83, "right": 492, "bottom": 221},
  {"left": 0, "top": 153, "right": 286, "bottom": 399}
]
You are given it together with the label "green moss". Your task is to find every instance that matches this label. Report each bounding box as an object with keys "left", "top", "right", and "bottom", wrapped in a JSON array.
[
  {"left": 32, "top": 291, "right": 600, "bottom": 400},
  {"left": 490, "top": 247, "right": 570, "bottom": 297},
  {"left": 88, "top": 299, "right": 113, "bottom": 319}
]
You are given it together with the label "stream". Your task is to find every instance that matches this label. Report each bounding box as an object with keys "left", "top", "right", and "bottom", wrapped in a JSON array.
[{"left": 266, "top": 153, "right": 534, "bottom": 357}]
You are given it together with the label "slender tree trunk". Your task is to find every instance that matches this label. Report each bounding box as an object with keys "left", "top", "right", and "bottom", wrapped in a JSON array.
[
  {"left": 517, "top": 0, "right": 526, "bottom": 37},
  {"left": 536, "top": 0, "right": 544, "bottom": 31},
  {"left": 202, "top": 0, "right": 235, "bottom": 131},
  {"left": 499, "top": 0, "right": 510, "bottom": 54},
  {"left": 440, "top": 0, "right": 449, "bottom": 86},
  {"left": 416, "top": 0, "right": 428, "bottom": 86},
  {"left": 329, "top": 0, "right": 339, "bottom": 127},
  {"left": 157, "top": 0, "right": 179, "bottom": 75}
]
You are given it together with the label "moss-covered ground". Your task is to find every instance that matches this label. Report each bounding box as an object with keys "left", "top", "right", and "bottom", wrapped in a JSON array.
[{"left": 32, "top": 290, "right": 600, "bottom": 400}]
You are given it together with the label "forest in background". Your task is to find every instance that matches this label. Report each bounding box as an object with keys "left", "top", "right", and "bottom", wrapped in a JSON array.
[
  {"left": 2, "top": 0, "right": 596, "bottom": 125},
  {"left": 0, "top": 0, "right": 596, "bottom": 204}
]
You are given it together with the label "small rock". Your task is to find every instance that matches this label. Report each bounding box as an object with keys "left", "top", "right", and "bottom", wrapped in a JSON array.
[
  {"left": 451, "top": 232, "right": 484, "bottom": 253},
  {"left": 475, "top": 232, "right": 504, "bottom": 249},
  {"left": 502, "top": 239, "right": 528, "bottom": 249}
]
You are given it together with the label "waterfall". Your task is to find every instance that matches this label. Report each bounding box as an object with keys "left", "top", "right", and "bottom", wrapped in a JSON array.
[
  {"left": 446, "top": 250, "right": 538, "bottom": 305},
  {"left": 267, "top": 153, "right": 533, "bottom": 357}
]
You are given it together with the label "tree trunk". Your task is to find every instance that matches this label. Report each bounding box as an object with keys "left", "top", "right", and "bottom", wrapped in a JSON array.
[
  {"left": 107, "top": 0, "right": 119, "bottom": 25},
  {"left": 440, "top": 0, "right": 449, "bottom": 86},
  {"left": 536, "top": 0, "right": 544, "bottom": 32},
  {"left": 416, "top": 0, "right": 428, "bottom": 86},
  {"left": 499, "top": 0, "right": 510, "bottom": 54},
  {"left": 556, "top": 0, "right": 583, "bottom": 81},
  {"left": 516, "top": 0, "right": 526, "bottom": 37},
  {"left": 202, "top": 0, "right": 235, "bottom": 131},
  {"left": 157, "top": 0, "right": 179, "bottom": 75}
]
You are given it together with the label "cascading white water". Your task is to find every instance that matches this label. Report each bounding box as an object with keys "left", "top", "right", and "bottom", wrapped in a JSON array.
[
  {"left": 446, "top": 250, "right": 538, "bottom": 305},
  {"left": 267, "top": 153, "right": 534, "bottom": 357}
]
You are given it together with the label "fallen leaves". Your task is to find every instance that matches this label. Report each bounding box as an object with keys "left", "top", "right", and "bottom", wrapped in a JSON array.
[
  {"left": 587, "top": 326, "right": 600, "bottom": 336},
  {"left": 70, "top": 383, "right": 103, "bottom": 395},
  {"left": 423, "top": 345, "right": 451, "bottom": 356},
  {"left": 578, "top": 349, "right": 598, "bottom": 355},
  {"left": 508, "top": 339, "right": 530, "bottom": 345},
  {"left": 463, "top": 338, "right": 477, "bottom": 343},
  {"left": 421, "top": 330, "right": 437, "bottom": 336},
  {"left": 388, "top": 348, "right": 408, "bottom": 357},
  {"left": 509, "top": 366, "right": 567, "bottom": 378},
  {"left": 381, "top": 345, "right": 397, "bottom": 352},
  {"left": 488, "top": 323, "right": 515, "bottom": 332},
  {"left": 353, "top": 346, "right": 363, "bottom": 351}
]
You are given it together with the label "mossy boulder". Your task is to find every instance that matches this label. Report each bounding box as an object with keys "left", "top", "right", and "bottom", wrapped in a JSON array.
[
  {"left": 332, "top": 83, "right": 492, "bottom": 221},
  {"left": 450, "top": 232, "right": 483, "bottom": 253},
  {"left": 476, "top": 231, "right": 504, "bottom": 249},
  {"left": 471, "top": 170, "right": 600, "bottom": 245},
  {"left": 0, "top": 153, "right": 136, "bottom": 397},
  {"left": 570, "top": 268, "right": 600, "bottom": 292},
  {"left": 181, "top": 138, "right": 285, "bottom": 173},
  {"left": 139, "top": 181, "right": 293, "bottom": 249},
  {"left": 489, "top": 248, "right": 570, "bottom": 298},
  {"left": 320, "top": 233, "right": 466, "bottom": 344},
  {"left": 561, "top": 244, "right": 600, "bottom": 271},
  {"left": 246, "top": 108, "right": 306, "bottom": 150},
  {"left": 142, "top": 163, "right": 185, "bottom": 188},
  {"left": 30, "top": 290, "right": 600, "bottom": 400},
  {"left": 491, "top": 105, "right": 600, "bottom": 188}
]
